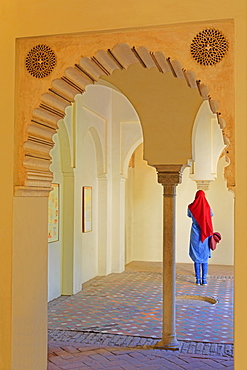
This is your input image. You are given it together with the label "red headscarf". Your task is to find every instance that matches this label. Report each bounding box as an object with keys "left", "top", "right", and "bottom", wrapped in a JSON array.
[{"left": 188, "top": 190, "right": 213, "bottom": 242}]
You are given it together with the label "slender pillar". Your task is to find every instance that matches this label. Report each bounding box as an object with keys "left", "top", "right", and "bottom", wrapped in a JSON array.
[
  {"left": 98, "top": 174, "right": 112, "bottom": 276},
  {"left": 154, "top": 164, "right": 184, "bottom": 350},
  {"left": 62, "top": 171, "right": 75, "bottom": 295}
]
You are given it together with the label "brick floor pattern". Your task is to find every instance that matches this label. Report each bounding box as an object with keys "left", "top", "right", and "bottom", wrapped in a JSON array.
[
  {"left": 48, "top": 270, "right": 233, "bottom": 343},
  {"left": 48, "top": 330, "right": 233, "bottom": 357},
  {"left": 48, "top": 266, "right": 234, "bottom": 369},
  {"left": 48, "top": 341, "right": 234, "bottom": 369}
]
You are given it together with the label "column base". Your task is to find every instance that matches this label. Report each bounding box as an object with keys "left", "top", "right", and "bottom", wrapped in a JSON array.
[{"left": 155, "top": 336, "right": 180, "bottom": 351}]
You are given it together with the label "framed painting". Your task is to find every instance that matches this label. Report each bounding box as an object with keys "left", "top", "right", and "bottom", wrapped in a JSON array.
[
  {"left": 82, "top": 186, "right": 92, "bottom": 232},
  {"left": 48, "top": 183, "right": 59, "bottom": 242}
]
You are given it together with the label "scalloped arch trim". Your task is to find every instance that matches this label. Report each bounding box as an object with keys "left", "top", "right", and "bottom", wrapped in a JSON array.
[{"left": 15, "top": 43, "right": 228, "bottom": 196}]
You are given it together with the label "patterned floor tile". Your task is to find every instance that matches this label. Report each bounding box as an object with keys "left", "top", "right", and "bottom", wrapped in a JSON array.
[{"left": 48, "top": 265, "right": 233, "bottom": 344}]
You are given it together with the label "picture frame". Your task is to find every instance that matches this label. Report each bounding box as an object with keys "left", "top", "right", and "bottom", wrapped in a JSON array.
[
  {"left": 82, "top": 186, "right": 92, "bottom": 232},
  {"left": 48, "top": 183, "right": 59, "bottom": 242}
]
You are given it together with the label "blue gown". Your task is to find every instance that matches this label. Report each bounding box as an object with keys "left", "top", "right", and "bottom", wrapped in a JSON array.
[{"left": 188, "top": 208, "right": 212, "bottom": 263}]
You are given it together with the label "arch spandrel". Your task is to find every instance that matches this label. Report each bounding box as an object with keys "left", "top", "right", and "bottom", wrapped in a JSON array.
[
  {"left": 15, "top": 38, "right": 230, "bottom": 196},
  {"left": 101, "top": 64, "right": 203, "bottom": 165}
]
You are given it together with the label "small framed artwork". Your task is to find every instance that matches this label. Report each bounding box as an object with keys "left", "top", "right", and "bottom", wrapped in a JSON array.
[
  {"left": 82, "top": 186, "right": 92, "bottom": 232},
  {"left": 48, "top": 183, "right": 59, "bottom": 242}
]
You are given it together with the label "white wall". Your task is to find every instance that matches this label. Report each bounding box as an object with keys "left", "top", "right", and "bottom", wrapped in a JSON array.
[
  {"left": 48, "top": 85, "right": 143, "bottom": 297},
  {"left": 126, "top": 145, "right": 234, "bottom": 266},
  {"left": 48, "top": 133, "right": 63, "bottom": 301},
  {"left": 74, "top": 130, "right": 98, "bottom": 286},
  {"left": 126, "top": 144, "right": 163, "bottom": 262},
  {"left": 206, "top": 158, "right": 234, "bottom": 265},
  {"left": 111, "top": 90, "right": 142, "bottom": 272},
  {"left": 125, "top": 166, "right": 134, "bottom": 264},
  {"left": 191, "top": 101, "right": 225, "bottom": 181}
]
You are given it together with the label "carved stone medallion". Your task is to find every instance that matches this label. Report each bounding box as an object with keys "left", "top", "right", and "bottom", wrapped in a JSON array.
[
  {"left": 190, "top": 28, "right": 229, "bottom": 66},
  {"left": 25, "top": 44, "right": 56, "bottom": 78}
]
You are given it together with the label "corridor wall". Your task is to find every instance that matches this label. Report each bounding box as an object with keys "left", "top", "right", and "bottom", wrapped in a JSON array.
[
  {"left": 48, "top": 134, "right": 63, "bottom": 301},
  {"left": 48, "top": 85, "right": 142, "bottom": 300},
  {"left": 75, "top": 131, "right": 98, "bottom": 286},
  {"left": 126, "top": 144, "right": 163, "bottom": 262},
  {"left": 126, "top": 145, "right": 234, "bottom": 265}
]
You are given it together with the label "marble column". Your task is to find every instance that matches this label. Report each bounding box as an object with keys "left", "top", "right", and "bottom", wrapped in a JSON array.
[{"left": 154, "top": 164, "right": 184, "bottom": 350}]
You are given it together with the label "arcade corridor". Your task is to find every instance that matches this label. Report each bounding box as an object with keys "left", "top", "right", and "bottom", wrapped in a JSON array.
[{"left": 48, "top": 262, "right": 233, "bottom": 369}]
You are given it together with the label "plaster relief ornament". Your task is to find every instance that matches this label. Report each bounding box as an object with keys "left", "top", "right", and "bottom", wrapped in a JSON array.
[
  {"left": 25, "top": 44, "right": 56, "bottom": 78},
  {"left": 190, "top": 28, "right": 229, "bottom": 66}
]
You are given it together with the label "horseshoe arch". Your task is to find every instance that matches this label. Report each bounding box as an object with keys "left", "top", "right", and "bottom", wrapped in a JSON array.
[{"left": 15, "top": 43, "right": 229, "bottom": 196}]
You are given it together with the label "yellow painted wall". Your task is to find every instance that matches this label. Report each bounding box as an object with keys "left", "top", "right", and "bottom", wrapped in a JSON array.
[
  {"left": 0, "top": 0, "right": 246, "bottom": 369},
  {"left": 12, "top": 197, "right": 48, "bottom": 369}
]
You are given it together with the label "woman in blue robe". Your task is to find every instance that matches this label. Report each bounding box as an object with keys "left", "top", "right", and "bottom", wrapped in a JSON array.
[{"left": 188, "top": 191, "right": 213, "bottom": 285}]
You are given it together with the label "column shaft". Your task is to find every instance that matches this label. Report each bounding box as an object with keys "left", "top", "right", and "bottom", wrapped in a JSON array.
[
  {"left": 154, "top": 164, "right": 184, "bottom": 350},
  {"left": 160, "top": 183, "right": 179, "bottom": 348}
]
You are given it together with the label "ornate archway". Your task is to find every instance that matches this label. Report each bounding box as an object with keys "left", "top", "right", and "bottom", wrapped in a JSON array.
[
  {"left": 14, "top": 27, "right": 233, "bottom": 351},
  {"left": 15, "top": 43, "right": 228, "bottom": 196}
]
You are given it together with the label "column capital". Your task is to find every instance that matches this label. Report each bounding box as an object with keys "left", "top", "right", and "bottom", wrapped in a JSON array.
[
  {"left": 196, "top": 180, "right": 212, "bottom": 191},
  {"left": 153, "top": 164, "right": 185, "bottom": 186}
]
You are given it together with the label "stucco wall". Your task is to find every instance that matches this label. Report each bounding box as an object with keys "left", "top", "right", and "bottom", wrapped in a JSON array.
[
  {"left": 75, "top": 131, "right": 98, "bottom": 287},
  {"left": 126, "top": 144, "right": 163, "bottom": 262},
  {"left": 48, "top": 85, "right": 143, "bottom": 299},
  {"left": 12, "top": 197, "right": 48, "bottom": 369},
  {"left": 48, "top": 134, "right": 63, "bottom": 301},
  {"left": 126, "top": 144, "right": 234, "bottom": 266}
]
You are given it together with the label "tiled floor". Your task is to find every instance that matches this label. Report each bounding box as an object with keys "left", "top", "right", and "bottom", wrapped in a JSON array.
[
  {"left": 48, "top": 342, "right": 234, "bottom": 369},
  {"left": 48, "top": 262, "right": 233, "bottom": 343},
  {"left": 48, "top": 262, "right": 234, "bottom": 369}
]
